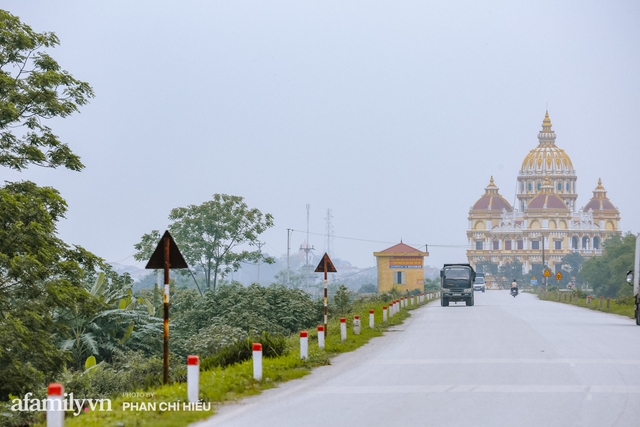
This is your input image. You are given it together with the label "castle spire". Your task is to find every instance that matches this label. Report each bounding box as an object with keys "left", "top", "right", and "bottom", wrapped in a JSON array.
[{"left": 538, "top": 111, "right": 557, "bottom": 145}]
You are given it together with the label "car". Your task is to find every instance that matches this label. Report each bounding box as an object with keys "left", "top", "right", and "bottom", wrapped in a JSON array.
[{"left": 473, "top": 276, "right": 485, "bottom": 292}]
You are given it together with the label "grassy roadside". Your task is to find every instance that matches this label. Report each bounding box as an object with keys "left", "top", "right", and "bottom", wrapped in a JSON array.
[
  {"left": 536, "top": 290, "right": 634, "bottom": 319},
  {"left": 44, "top": 296, "right": 428, "bottom": 427}
]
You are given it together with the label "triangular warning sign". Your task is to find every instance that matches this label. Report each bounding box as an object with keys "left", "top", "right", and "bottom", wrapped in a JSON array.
[
  {"left": 145, "top": 230, "right": 188, "bottom": 269},
  {"left": 314, "top": 253, "right": 337, "bottom": 273}
]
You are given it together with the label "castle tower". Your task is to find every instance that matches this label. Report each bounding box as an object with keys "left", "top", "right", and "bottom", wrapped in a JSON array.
[{"left": 517, "top": 112, "right": 577, "bottom": 212}]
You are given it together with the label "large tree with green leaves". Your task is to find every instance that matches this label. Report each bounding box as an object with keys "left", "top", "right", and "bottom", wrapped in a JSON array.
[
  {"left": 0, "top": 10, "right": 97, "bottom": 400},
  {"left": 0, "top": 9, "right": 94, "bottom": 171},
  {"left": 134, "top": 194, "right": 275, "bottom": 291},
  {"left": 580, "top": 233, "right": 635, "bottom": 297}
]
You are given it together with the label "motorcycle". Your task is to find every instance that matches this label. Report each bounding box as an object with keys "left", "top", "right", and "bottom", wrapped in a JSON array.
[{"left": 511, "top": 288, "right": 518, "bottom": 297}]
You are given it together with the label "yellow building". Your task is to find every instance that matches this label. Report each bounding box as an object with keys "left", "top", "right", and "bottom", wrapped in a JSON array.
[
  {"left": 466, "top": 112, "right": 621, "bottom": 276},
  {"left": 374, "top": 242, "right": 429, "bottom": 293}
]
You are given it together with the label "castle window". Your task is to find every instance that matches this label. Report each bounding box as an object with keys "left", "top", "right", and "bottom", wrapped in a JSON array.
[
  {"left": 557, "top": 183, "right": 562, "bottom": 191},
  {"left": 537, "top": 182, "right": 541, "bottom": 191},
  {"left": 566, "top": 183, "right": 570, "bottom": 192},
  {"left": 554, "top": 240, "right": 562, "bottom": 250},
  {"left": 528, "top": 183, "right": 532, "bottom": 191},
  {"left": 532, "top": 241, "right": 540, "bottom": 250},
  {"left": 582, "top": 236, "right": 590, "bottom": 250},
  {"left": 521, "top": 182, "right": 524, "bottom": 192},
  {"left": 394, "top": 271, "right": 406, "bottom": 285},
  {"left": 493, "top": 240, "right": 499, "bottom": 250},
  {"left": 476, "top": 241, "right": 483, "bottom": 250},
  {"left": 593, "top": 237, "right": 600, "bottom": 249},
  {"left": 572, "top": 236, "right": 578, "bottom": 249},
  {"left": 505, "top": 240, "right": 512, "bottom": 250},
  {"left": 517, "top": 239, "right": 523, "bottom": 250}
]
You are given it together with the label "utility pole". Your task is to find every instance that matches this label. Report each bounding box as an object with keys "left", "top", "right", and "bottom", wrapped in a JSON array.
[
  {"left": 287, "top": 228, "right": 292, "bottom": 286},
  {"left": 256, "top": 241, "right": 265, "bottom": 285},
  {"left": 542, "top": 234, "right": 546, "bottom": 289}
]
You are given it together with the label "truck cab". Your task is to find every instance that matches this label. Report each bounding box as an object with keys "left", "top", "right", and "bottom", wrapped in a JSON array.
[
  {"left": 625, "top": 233, "right": 640, "bottom": 325},
  {"left": 440, "top": 263, "right": 476, "bottom": 306}
]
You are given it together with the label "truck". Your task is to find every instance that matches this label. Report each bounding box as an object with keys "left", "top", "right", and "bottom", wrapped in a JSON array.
[
  {"left": 625, "top": 234, "right": 640, "bottom": 325},
  {"left": 440, "top": 263, "right": 476, "bottom": 306}
]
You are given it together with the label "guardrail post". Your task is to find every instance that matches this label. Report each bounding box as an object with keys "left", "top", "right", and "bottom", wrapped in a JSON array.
[
  {"left": 340, "top": 318, "right": 347, "bottom": 342},
  {"left": 587, "top": 295, "right": 591, "bottom": 305},
  {"left": 606, "top": 297, "right": 610, "bottom": 309},
  {"left": 47, "top": 383, "right": 64, "bottom": 427},
  {"left": 317, "top": 326, "right": 325, "bottom": 349},
  {"left": 300, "top": 331, "right": 308, "bottom": 360},
  {"left": 252, "top": 343, "right": 262, "bottom": 380},
  {"left": 369, "top": 309, "right": 374, "bottom": 328},
  {"left": 187, "top": 355, "right": 199, "bottom": 403},
  {"left": 353, "top": 316, "right": 361, "bottom": 335},
  {"left": 599, "top": 296, "right": 603, "bottom": 308},
  {"left": 383, "top": 306, "right": 388, "bottom": 322}
]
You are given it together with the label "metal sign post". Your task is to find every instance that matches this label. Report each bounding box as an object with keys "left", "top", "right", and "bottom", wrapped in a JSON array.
[
  {"left": 555, "top": 271, "right": 563, "bottom": 287},
  {"left": 315, "top": 253, "right": 337, "bottom": 337},
  {"left": 145, "top": 230, "right": 188, "bottom": 384}
]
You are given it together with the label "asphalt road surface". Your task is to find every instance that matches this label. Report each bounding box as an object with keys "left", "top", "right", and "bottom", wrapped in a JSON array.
[{"left": 193, "top": 291, "right": 640, "bottom": 427}]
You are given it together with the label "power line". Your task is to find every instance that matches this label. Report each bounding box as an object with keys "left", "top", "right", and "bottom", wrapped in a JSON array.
[{"left": 289, "top": 229, "right": 470, "bottom": 248}]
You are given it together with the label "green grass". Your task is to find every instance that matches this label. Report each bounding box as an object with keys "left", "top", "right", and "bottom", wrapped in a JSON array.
[
  {"left": 537, "top": 291, "right": 635, "bottom": 318},
  {"left": 40, "top": 296, "right": 422, "bottom": 427}
]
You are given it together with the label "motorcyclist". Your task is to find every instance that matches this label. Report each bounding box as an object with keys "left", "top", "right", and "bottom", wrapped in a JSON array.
[{"left": 510, "top": 279, "right": 518, "bottom": 295}]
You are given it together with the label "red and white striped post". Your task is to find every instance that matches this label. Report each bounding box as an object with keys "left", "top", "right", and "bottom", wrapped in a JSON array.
[
  {"left": 353, "top": 316, "right": 361, "bottom": 335},
  {"left": 369, "top": 309, "right": 375, "bottom": 328},
  {"left": 411, "top": 295, "right": 414, "bottom": 305},
  {"left": 300, "top": 331, "right": 308, "bottom": 360},
  {"left": 47, "top": 383, "right": 64, "bottom": 427},
  {"left": 187, "top": 355, "right": 199, "bottom": 403},
  {"left": 340, "top": 317, "right": 347, "bottom": 342},
  {"left": 383, "top": 306, "right": 388, "bottom": 322},
  {"left": 389, "top": 302, "right": 394, "bottom": 318},
  {"left": 252, "top": 343, "right": 262, "bottom": 381},
  {"left": 317, "top": 326, "right": 325, "bottom": 349}
]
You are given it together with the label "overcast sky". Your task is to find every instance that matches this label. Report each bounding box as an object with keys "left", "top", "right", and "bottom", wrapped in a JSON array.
[{"left": 3, "top": 1, "right": 640, "bottom": 272}]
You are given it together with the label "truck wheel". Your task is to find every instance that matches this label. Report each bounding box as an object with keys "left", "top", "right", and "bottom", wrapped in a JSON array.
[
  {"left": 636, "top": 304, "right": 640, "bottom": 326},
  {"left": 466, "top": 296, "right": 474, "bottom": 306},
  {"left": 443, "top": 298, "right": 449, "bottom": 307}
]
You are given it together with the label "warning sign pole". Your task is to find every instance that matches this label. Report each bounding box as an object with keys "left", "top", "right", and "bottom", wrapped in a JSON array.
[{"left": 315, "top": 253, "right": 336, "bottom": 337}]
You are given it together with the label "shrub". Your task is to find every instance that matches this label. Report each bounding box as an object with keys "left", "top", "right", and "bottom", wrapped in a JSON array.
[
  {"left": 183, "top": 324, "right": 247, "bottom": 359},
  {"left": 201, "top": 333, "right": 289, "bottom": 370}
]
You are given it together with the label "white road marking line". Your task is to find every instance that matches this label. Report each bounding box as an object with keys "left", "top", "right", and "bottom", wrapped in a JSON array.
[
  {"left": 311, "top": 385, "right": 640, "bottom": 394},
  {"left": 368, "top": 359, "right": 640, "bottom": 365}
]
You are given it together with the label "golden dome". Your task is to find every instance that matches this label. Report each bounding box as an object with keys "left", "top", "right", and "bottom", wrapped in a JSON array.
[{"left": 520, "top": 112, "right": 574, "bottom": 174}]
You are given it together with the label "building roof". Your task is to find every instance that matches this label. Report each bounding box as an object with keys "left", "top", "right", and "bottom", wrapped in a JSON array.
[
  {"left": 379, "top": 242, "right": 423, "bottom": 253},
  {"left": 520, "top": 111, "right": 574, "bottom": 174},
  {"left": 583, "top": 178, "right": 617, "bottom": 211},
  {"left": 527, "top": 193, "right": 568, "bottom": 210},
  {"left": 374, "top": 242, "right": 428, "bottom": 257},
  {"left": 471, "top": 177, "right": 513, "bottom": 211}
]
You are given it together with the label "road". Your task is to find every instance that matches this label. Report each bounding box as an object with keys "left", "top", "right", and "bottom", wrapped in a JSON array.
[{"left": 193, "top": 291, "right": 640, "bottom": 427}]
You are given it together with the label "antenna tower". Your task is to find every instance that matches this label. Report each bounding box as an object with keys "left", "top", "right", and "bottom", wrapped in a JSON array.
[
  {"left": 300, "top": 204, "right": 314, "bottom": 265},
  {"left": 324, "top": 208, "right": 334, "bottom": 257}
]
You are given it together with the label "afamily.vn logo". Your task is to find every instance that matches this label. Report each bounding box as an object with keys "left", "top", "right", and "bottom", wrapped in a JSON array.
[{"left": 11, "top": 392, "right": 112, "bottom": 416}]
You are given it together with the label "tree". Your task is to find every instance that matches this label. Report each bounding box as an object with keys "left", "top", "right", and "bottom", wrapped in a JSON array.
[
  {"left": 499, "top": 260, "right": 524, "bottom": 284},
  {"left": 580, "top": 233, "right": 635, "bottom": 297},
  {"left": 0, "top": 181, "right": 101, "bottom": 399},
  {"left": 134, "top": 194, "right": 275, "bottom": 291},
  {"left": 560, "top": 252, "right": 584, "bottom": 286},
  {"left": 475, "top": 260, "right": 498, "bottom": 276},
  {"left": 0, "top": 11, "right": 97, "bottom": 399},
  {"left": 0, "top": 9, "right": 94, "bottom": 171}
]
